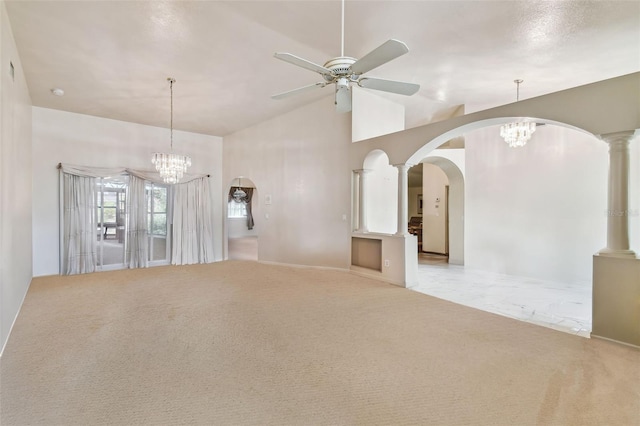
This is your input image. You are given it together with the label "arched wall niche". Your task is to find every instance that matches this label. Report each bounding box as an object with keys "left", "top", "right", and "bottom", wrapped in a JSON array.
[{"left": 362, "top": 150, "right": 397, "bottom": 234}]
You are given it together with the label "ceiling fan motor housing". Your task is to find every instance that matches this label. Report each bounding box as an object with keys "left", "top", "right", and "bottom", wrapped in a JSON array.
[{"left": 323, "top": 57, "right": 358, "bottom": 82}]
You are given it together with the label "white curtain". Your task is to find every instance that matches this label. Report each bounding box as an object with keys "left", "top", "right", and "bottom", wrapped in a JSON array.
[
  {"left": 126, "top": 175, "right": 148, "bottom": 268},
  {"left": 59, "top": 163, "right": 207, "bottom": 184},
  {"left": 172, "top": 177, "right": 215, "bottom": 265},
  {"left": 62, "top": 173, "right": 97, "bottom": 275}
]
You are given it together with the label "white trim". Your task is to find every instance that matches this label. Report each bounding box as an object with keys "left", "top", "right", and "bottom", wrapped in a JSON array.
[
  {"left": 349, "top": 265, "right": 405, "bottom": 287},
  {"left": 258, "top": 260, "right": 349, "bottom": 273},
  {"left": 0, "top": 278, "right": 32, "bottom": 358},
  {"left": 590, "top": 333, "right": 639, "bottom": 349}
]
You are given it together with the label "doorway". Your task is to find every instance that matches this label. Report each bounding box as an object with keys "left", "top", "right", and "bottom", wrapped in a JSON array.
[
  {"left": 227, "top": 177, "right": 258, "bottom": 261},
  {"left": 412, "top": 156, "right": 465, "bottom": 266}
]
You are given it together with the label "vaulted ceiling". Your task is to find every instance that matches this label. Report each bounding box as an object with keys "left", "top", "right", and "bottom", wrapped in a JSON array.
[{"left": 6, "top": 1, "right": 640, "bottom": 137}]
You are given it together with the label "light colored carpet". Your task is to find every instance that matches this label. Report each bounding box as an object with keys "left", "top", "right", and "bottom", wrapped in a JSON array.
[{"left": 1, "top": 261, "right": 638, "bottom": 425}]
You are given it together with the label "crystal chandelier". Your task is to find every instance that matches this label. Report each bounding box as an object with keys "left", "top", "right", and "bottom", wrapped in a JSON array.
[
  {"left": 152, "top": 77, "right": 192, "bottom": 184},
  {"left": 500, "top": 79, "right": 536, "bottom": 148},
  {"left": 233, "top": 177, "right": 247, "bottom": 202}
]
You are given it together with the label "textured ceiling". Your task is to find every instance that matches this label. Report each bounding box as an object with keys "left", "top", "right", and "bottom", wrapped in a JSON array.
[{"left": 5, "top": 1, "right": 640, "bottom": 136}]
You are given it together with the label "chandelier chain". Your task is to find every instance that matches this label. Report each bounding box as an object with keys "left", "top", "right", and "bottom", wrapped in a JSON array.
[
  {"left": 514, "top": 78, "right": 523, "bottom": 102},
  {"left": 169, "top": 77, "right": 175, "bottom": 151}
]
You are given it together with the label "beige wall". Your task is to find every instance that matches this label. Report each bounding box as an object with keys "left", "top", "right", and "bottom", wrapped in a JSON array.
[
  {"left": 31, "top": 107, "right": 224, "bottom": 276},
  {"left": 421, "top": 163, "right": 448, "bottom": 254},
  {"left": 1, "top": 2, "right": 32, "bottom": 353},
  {"left": 223, "top": 96, "right": 351, "bottom": 269},
  {"left": 592, "top": 255, "right": 640, "bottom": 347}
]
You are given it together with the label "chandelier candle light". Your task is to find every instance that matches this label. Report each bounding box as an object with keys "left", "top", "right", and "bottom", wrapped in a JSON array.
[
  {"left": 152, "top": 77, "right": 192, "bottom": 184},
  {"left": 500, "top": 79, "right": 536, "bottom": 148}
]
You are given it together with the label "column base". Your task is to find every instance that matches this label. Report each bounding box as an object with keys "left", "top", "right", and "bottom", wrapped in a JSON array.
[{"left": 597, "top": 248, "right": 637, "bottom": 258}]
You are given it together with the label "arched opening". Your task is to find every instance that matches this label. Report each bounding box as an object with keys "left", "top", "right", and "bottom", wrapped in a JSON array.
[
  {"left": 226, "top": 176, "right": 258, "bottom": 261},
  {"left": 406, "top": 123, "right": 608, "bottom": 337},
  {"left": 413, "top": 156, "right": 465, "bottom": 266}
]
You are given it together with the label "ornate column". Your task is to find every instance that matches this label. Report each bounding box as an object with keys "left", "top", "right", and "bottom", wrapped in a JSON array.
[
  {"left": 598, "top": 131, "right": 636, "bottom": 257},
  {"left": 354, "top": 169, "right": 371, "bottom": 232},
  {"left": 394, "top": 164, "right": 412, "bottom": 236}
]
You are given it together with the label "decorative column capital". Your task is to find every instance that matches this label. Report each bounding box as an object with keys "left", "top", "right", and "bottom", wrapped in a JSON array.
[
  {"left": 599, "top": 130, "right": 636, "bottom": 145},
  {"left": 353, "top": 168, "right": 373, "bottom": 175},
  {"left": 393, "top": 163, "right": 415, "bottom": 172}
]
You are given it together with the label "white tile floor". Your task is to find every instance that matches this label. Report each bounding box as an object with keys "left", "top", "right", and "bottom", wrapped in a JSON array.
[{"left": 410, "top": 255, "right": 592, "bottom": 338}]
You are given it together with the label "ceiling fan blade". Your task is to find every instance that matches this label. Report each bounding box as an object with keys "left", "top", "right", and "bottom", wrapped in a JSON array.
[
  {"left": 335, "top": 84, "right": 352, "bottom": 113},
  {"left": 271, "top": 82, "right": 327, "bottom": 100},
  {"left": 274, "top": 52, "right": 332, "bottom": 76},
  {"left": 350, "top": 39, "right": 409, "bottom": 75},
  {"left": 358, "top": 77, "right": 420, "bottom": 96}
]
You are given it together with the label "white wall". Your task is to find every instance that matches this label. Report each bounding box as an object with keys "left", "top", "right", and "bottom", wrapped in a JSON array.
[
  {"left": 1, "top": 2, "right": 32, "bottom": 353},
  {"left": 465, "top": 124, "right": 610, "bottom": 283},
  {"left": 31, "top": 107, "right": 224, "bottom": 276},
  {"left": 223, "top": 96, "right": 351, "bottom": 269},
  {"left": 352, "top": 88, "right": 404, "bottom": 142},
  {"left": 421, "top": 164, "right": 448, "bottom": 253},
  {"left": 365, "top": 152, "right": 397, "bottom": 234}
]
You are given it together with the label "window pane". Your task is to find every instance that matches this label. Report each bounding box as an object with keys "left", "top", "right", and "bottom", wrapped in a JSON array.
[
  {"left": 228, "top": 201, "right": 247, "bottom": 218},
  {"left": 103, "top": 207, "right": 116, "bottom": 223},
  {"left": 152, "top": 214, "right": 167, "bottom": 236},
  {"left": 153, "top": 187, "right": 167, "bottom": 213}
]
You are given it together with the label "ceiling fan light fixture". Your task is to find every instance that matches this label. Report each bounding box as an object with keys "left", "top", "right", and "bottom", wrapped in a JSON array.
[{"left": 271, "top": 0, "right": 419, "bottom": 113}]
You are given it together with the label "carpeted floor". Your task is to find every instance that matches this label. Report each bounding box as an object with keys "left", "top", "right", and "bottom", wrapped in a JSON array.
[{"left": 1, "top": 261, "right": 638, "bottom": 425}]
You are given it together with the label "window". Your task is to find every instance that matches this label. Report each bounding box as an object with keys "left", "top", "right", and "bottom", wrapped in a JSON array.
[
  {"left": 228, "top": 199, "right": 247, "bottom": 218},
  {"left": 146, "top": 183, "right": 169, "bottom": 262},
  {"left": 95, "top": 176, "right": 128, "bottom": 267}
]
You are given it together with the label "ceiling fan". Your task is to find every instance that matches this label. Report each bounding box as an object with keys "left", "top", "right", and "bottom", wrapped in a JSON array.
[{"left": 271, "top": 0, "right": 420, "bottom": 113}]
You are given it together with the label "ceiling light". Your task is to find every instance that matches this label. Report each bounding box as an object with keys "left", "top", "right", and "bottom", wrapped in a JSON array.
[
  {"left": 51, "top": 88, "right": 64, "bottom": 96},
  {"left": 151, "top": 77, "right": 192, "bottom": 184},
  {"left": 233, "top": 177, "right": 247, "bottom": 202},
  {"left": 500, "top": 79, "right": 536, "bottom": 148}
]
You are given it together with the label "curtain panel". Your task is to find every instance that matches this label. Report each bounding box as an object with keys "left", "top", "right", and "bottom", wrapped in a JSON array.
[
  {"left": 62, "top": 173, "right": 97, "bottom": 275},
  {"left": 126, "top": 175, "right": 149, "bottom": 268},
  {"left": 172, "top": 177, "right": 215, "bottom": 265}
]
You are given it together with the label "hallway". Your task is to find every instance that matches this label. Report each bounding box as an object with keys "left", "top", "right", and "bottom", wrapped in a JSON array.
[{"left": 410, "top": 254, "right": 592, "bottom": 338}]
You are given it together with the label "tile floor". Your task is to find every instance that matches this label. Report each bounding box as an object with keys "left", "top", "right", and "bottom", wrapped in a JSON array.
[{"left": 410, "top": 253, "right": 592, "bottom": 338}]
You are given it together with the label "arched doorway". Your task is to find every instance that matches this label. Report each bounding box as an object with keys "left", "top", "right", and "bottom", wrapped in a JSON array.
[
  {"left": 420, "top": 156, "right": 465, "bottom": 265},
  {"left": 226, "top": 176, "right": 258, "bottom": 261}
]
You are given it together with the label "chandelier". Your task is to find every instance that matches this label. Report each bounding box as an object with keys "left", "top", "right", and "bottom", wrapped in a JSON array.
[
  {"left": 500, "top": 79, "right": 536, "bottom": 148},
  {"left": 233, "top": 177, "right": 247, "bottom": 202},
  {"left": 152, "top": 77, "right": 192, "bottom": 184}
]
